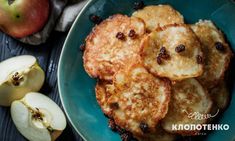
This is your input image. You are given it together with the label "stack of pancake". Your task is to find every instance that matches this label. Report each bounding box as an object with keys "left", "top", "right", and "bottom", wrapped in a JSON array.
[{"left": 83, "top": 4, "right": 233, "bottom": 141}]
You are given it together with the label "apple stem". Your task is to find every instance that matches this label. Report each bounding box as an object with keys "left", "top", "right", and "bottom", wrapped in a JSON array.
[{"left": 47, "top": 127, "right": 55, "bottom": 133}]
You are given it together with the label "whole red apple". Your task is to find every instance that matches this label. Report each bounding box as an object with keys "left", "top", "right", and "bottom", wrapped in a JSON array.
[{"left": 0, "top": 0, "right": 49, "bottom": 38}]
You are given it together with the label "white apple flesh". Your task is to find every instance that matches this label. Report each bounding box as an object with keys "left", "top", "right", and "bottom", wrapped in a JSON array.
[
  {"left": 0, "top": 55, "right": 45, "bottom": 106},
  {"left": 11, "top": 92, "right": 67, "bottom": 141}
]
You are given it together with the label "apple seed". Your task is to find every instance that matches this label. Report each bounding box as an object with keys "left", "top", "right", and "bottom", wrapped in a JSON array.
[
  {"left": 12, "top": 72, "right": 24, "bottom": 86},
  {"left": 32, "top": 108, "right": 44, "bottom": 121}
]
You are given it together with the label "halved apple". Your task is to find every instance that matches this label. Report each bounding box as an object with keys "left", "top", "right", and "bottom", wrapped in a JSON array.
[
  {"left": 11, "top": 92, "right": 67, "bottom": 141},
  {"left": 0, "top": 55, "right": 45, "bottom": 106}
]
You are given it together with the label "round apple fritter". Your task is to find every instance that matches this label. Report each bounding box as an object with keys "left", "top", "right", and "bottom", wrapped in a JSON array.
[
  {"left": 107, "top": 64, "right": 171, "bottom": 136},
  {"left": 161, "top": 78, "right": 212, "bottom": 136},
  {"left": 83, "top": 14, "right": 146, "bottom": 80},
  {"left": 190, "top": 20, "right": 233, "bottom": 89},
  {"left": 140, "top": 24, "right": 203, "bottom": 81},
  {"left": 132, "top": 5, "right": 184, "bottom": 31}
]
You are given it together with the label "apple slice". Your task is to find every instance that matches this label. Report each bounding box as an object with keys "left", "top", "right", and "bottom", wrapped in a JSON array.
[
  {"left": 0, "top": 55, "right": 45, "bottom": 106},
  {"left": 11, "top": 92, "right": 67, "bottom": 141}
]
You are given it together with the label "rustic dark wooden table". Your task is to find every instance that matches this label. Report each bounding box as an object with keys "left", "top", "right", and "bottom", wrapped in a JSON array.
[{"left": 0, "top": 31, "right": 83, "bottom": 141}]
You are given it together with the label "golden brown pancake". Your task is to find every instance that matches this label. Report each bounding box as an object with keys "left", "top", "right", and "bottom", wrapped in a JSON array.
[
  {"left": 161, "top": 78, "right": 212, "bottom": 136},
  {"left": 84, "top": 14, "right": 146, "bottom": 80},
  {"left": 108, "top": 64, "right": 171, "bottom": 136},
  {"left": 190, "top": 20, "right": 233, "bottom": 89},
  {"left": 132, "top": 5, "right": 184, "bottom": 31},
  {"left": 141, "top": 24, "right": 203, "bottom": 81}
]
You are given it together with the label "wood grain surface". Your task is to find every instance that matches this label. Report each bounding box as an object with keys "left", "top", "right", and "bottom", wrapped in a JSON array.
[{"left": 0, "top": 31, "right": 83, "bottom": 141}]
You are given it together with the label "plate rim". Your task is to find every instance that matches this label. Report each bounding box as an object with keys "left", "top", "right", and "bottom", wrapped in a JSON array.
[{"left": 57, "top": 0, "right": 93, "bottom": 140}]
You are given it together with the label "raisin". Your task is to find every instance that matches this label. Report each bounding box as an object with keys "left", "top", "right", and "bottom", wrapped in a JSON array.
[
  {"left": 108, "top": 119, "right": 117, "bottom": 131},
  {"left": 215, "top": 42, "right": 225, "bottom": 52},
  {"left": 159, "top": 53, "right": 170, "bottom": 60},
  {"left": 139, "top": 122, "right": 149, "bottom": 133},
  {"left": 175, "top": 44, "right": 186, "bottom": 53},
  {"left": 133, "top": 1, "right": 145, "bottom": 10},
  {"left": 89, "top": 14, "right": 102, "bottom": 24},
  {"left": 158, "top": 47, "right": 170, "bottom": 60},
  {"left": 128, "top": 29, "right": 136, "bottom": 39},
  {"left": 196, "top": 55, "right": 203, "bottom": 64},
  {"left": 156, "top": 56, "right": 163, "bottom": 65},
  {"left": 110, "top": 102, "right": 119, "bottom": 109},
  {"left": 160, "top": 47, "right": 167, "bottom": 55},
  {"left": 121, "top": 132, "right": 133, "bottom": 141},
  {"left": 80, "top": 44, "right": 85, "bottom": 51},
  {"left": 116, "top": 32, "right": 126, "bottom": 41},
  {"left": 157, "top": 56, "right": 162, "bottom": 65}
]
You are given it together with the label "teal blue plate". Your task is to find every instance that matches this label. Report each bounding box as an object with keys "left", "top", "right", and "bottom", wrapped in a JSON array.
[{"left": 58, "top": 0, "right": 235, "bottom": 140}]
